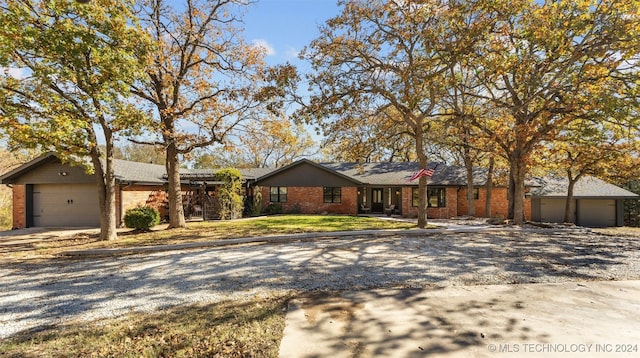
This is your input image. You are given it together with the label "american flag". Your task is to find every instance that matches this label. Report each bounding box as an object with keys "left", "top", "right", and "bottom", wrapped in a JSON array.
[{"left": 409, "top": 167, "right": 435, "bottom": 181}]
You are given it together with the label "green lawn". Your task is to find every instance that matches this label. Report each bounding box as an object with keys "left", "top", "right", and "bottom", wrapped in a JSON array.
[
  {"left": 107, "top": 214, "right": 418, "bottom": 248},
  {"left": 2, "top": 215, "right": 418, "bottom": 260}
]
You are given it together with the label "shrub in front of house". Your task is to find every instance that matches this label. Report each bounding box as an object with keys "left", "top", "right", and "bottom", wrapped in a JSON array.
[
  {"left": 216, "top": 168, "right": 244, "bottom": 220},
  {"left": 263, "top": 202, "right": 283, "bottom": 215},
  {"left": 286, "top": 203, "right": 302, "bottom": 214},
  {"left": 124, "top": 206, "right": 160, "bottom": 231}
]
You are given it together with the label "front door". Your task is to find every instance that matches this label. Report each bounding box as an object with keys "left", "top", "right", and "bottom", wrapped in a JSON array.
[{"left": 372, "top": 188, "right": 384, "bottom": 213}]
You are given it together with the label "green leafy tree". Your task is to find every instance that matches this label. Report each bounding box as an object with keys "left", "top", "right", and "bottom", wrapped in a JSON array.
[
  {"left": 216, "top": 168, "right": 243, "bottom": 220},
  {"left": 0, "top": 0, "right": 151, "bottom": 240}
]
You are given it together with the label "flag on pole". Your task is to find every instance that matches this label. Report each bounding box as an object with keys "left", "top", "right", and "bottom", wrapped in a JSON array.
[{"left": 409, "top": 167, "right": 435, "bottom": 181}]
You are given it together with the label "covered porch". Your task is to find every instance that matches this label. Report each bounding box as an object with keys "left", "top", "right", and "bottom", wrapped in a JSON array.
[{"left": 357, "top": 186, "right": 403, "bottom": 215}]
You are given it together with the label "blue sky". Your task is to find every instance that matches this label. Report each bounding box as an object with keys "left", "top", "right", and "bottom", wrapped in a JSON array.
[{"left": 242, "top": 0, "right": 342, "bottom": 67}]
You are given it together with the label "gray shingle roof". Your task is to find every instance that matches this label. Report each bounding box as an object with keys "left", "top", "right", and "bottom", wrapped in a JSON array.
[
  {"left": 4, "top": 154, "right": 636, "bottom": 201},
  {"left": 530, "top": 176, "right": 638, "bottom": 198},
  {"left": 237, "top": 168, "right": 277, "bottom": 180},
  {"left": 113, "top": 159, "right": 166, "bottom": 184},
  {"left": 174, "top": 167, "right": 275, "bottom": 181},
  {"left": 321, "top": 162, "right": 489, "bottom": 186}
]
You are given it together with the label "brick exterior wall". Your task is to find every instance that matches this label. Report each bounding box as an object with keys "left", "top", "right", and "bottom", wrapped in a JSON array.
[
  {"left": 457, "top": 187, "right": 531, "bottom": 220},
  {"left": 12, "top": 185, "right": 25, "bottom": 229},
  {"left": 261, "top": 186, "right": 358, "bottom": 215},
  {"left": 400, "top": 187, "right": 459, "bottom": 219},
  {"left": 118, "top": 185, "right": 167, "bottom": 226},
  {"left": 9, "top": 181, "right": 534, "bottom": 229}
]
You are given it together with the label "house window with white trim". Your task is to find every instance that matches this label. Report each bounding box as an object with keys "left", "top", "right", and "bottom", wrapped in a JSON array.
[
  {"left": 323, "top": 187, "right": 341, "bottom": 203},
  {"left": 270, "top": 187, "right": 287, "bottom": 202}
]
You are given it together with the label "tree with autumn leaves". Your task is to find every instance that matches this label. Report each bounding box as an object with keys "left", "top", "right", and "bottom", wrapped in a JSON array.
[
  {"left": 0, "top": 0, "right": 151, "bottom": 240},
  {"left": 1, "top": 0, "right": 639, "bottom": 235},
  {"left": 533, "top": 116, "right": 640, "bottom": 223},
  {"left": 302, "top": 0, "right": 640, "bottom": 226},
  {"left": 0, "top": 0, "right": 295, "bottom": 236},
  {"left": 192, "top": 116, "right": 315, "bottom": 169},
  {"left": 299, "top": 0, "right": 482, "bottom": 228},
  {"left": 130, "top": 0, "right": 287, "bottom": 229},
  {"left": 466, "top": 0, "right": 640, "bottom": 224}
]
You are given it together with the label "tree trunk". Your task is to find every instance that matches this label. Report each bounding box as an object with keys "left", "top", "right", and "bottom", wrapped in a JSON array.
[
  {"left": 464, "top": 152, "right": 475, "bottom": 217},
  {"left": 485, "top": 156, "right": 494, "bottom": 218},
  {"left": 564, "top": 173, "right": 578, "bottom": 223},
  {"left": 507, "top": 171, "right": 515, "bottom": 220},
  {"left": 510, "top": 158, "right": 526, "bottom": 225},
  {"left": 90, "top": 136, "right": 118, "bottom": 241},
  {"left": 166, "top": 142, "right": 186, "bottom": 229},
  {"left": 415, "top": 123, "right": 428, "bottom": 228}
]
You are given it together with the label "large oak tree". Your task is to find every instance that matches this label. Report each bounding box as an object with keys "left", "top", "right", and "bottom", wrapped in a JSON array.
[
  {"left": 467, "top": 0, "right": 640, "bottom": 224},
  {"left": 300, "top": 0, "right": 477, "bottom": 228},
  {"left": 131, "top": 0, "right": 280, "bottom": 229},
  {"left": 0, "top": 0, "right": 151, "bottom": 240}
]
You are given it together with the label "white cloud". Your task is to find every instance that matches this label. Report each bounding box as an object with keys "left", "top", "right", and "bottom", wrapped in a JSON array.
[
  {"left": 252, "top": 39, "right": 276, "bottom": 56},
  {"left": 285, "top": 46, "right": 300, "bottom": 59},
  {"left": 1, "top": 67, "right": 27, "bottom": 79}
]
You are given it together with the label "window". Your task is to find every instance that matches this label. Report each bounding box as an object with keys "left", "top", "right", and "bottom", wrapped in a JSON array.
[
  {"left": 270, "top": 187, "right": 287, "bottom": 202},
  {"left": 473, "top": 188, "right": 480, "bottom": 200},
  {"left": 412, "top": 187, "right": 446, "bottom": 208},
  {"left": 323, "top": 187, "right": 341, "bottom": 203}
]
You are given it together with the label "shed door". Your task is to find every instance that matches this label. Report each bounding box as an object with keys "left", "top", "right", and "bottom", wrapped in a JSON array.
[
  {"left": 32, "top": 184, "right": 100, "bottom": 227},
  {"left": 578, "top": 199, "right": 616, "bottom": 227},
  {"left": 539, "top": 198, "right": 567, "bottom": 223}
]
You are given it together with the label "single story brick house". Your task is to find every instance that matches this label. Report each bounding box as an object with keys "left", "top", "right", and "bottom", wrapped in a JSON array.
[
  {"left": 1, "top": 153, "right": 636, "bottom": 228},
  {"left": 254, "top": 159, "right": 519, "bottom": 220}
]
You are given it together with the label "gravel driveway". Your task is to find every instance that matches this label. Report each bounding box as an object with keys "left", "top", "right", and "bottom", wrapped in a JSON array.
[{"left": 1, "top": 229, "right": 640, "bottom": 339}]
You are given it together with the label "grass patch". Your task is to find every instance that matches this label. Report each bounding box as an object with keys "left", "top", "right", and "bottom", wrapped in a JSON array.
[
  {"left": 0, "top": 295, "right": 289, "bottom": 358},
  {"left": 2, "top": 215, "right": 419, "bottom": 260}
]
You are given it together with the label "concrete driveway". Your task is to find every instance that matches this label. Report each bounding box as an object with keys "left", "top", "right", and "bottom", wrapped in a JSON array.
[
  {"left": 280, "top": 280, "right": 640, "bottom": 357},
  {"left": 0, "top": 227, "right": 99, "bottom": 251}
]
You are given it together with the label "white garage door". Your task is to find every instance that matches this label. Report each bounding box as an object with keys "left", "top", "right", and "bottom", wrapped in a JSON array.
[
  {"left": 539, "top": 198, "right": 569, "bottom": 223},
  {"left": 578, "top": 199, "right": 616, "bottom": 227},
  {"left": 32, "top": 184, "right": 101, "bottom": 227}
]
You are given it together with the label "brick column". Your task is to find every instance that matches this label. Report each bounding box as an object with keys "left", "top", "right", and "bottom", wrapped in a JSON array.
[{"left": 12, "top": 185, "right": 26, "bottom": 229}]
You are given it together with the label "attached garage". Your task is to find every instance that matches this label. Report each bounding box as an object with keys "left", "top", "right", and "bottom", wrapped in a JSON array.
[
  {"left": 538, "top": 198, "right": 574, "bottom": 224},
  {"left": 531, "top": 176, "right": 637, "bottom": 227},
  {"left": 31, "top": 184, "right": 100, "bottom": 227},
  {"left": 577, "top": 199, "right": 616, "bottom": 228},
  {"left": 1, "top": 153, "right": 168, "bottom": 229}
]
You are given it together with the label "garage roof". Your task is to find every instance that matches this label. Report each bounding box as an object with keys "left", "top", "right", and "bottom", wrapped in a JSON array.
[
  {"left": 0, "top": 153, "right": 276, "bottom": 185},
  {"left": 0, "top": 153, "right": 170, "bottom": 185},
  {"left": 531, "top": 176, "right": 638, "bottom": 199}
]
